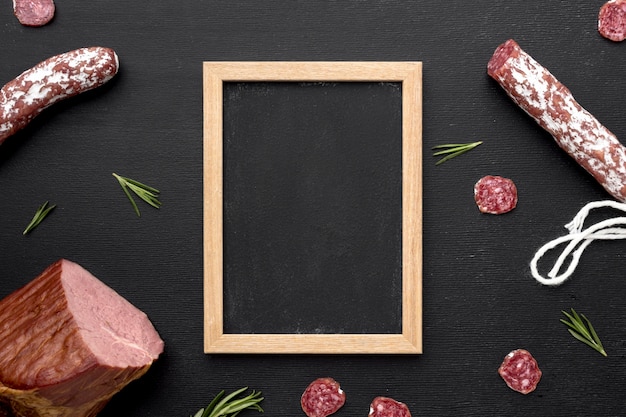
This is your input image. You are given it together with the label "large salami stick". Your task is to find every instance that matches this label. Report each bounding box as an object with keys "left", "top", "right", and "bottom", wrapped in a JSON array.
[
  {"left": 0, "top": 47, "right": 119, "bottom": 145},
  {"left": 488, "top": 39, "right": 626, "bottom": 202}
]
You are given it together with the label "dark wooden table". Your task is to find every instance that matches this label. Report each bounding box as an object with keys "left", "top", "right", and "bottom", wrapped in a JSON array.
[{"left": 1, "top": 1, "right": 625, "bottom": 416}]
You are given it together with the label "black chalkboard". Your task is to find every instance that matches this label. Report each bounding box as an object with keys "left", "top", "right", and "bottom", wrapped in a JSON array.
[
  {"left": 222, "top": 81, "right": 403, "bottom": 334},
  {"left": 203, "top": 61, "right": 422, "bottom": 354}
]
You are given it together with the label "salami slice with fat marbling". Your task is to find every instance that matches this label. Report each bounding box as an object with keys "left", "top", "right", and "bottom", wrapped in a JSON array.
[
  {"left": 498, "top": 349, "right": 542, "bottom": 394},
  {"left": 13, "top": 0, "right": 55, "bottom": 26},
  {"left": 599, "top": 0, "right": 626, "bottom": 42},
  {"left": 368, "top": 397, "right": 412, "bottom": 417},
  {"left": 301, "top": 377, "right": 345, "bottom": 417},
  {"left": 474, "top": 175, "right": 518, "bottom": 214}
]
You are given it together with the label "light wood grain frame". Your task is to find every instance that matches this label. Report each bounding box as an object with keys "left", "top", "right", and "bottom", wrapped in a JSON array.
[{"left": 203, "top": 62, "right": 422, "bottom": 354}]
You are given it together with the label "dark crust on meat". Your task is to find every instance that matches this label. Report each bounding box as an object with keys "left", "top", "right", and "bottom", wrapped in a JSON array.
[{"left": 0, "top": 261, "right": 96, "bottom": 391}]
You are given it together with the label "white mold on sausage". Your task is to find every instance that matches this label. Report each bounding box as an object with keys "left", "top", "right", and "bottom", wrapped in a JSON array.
[
  {"left": 488, "top": 39, "right": 626, "bottom": 202},
  {"left": 0, "top": 47, "right": 119, "bottom": 145}
]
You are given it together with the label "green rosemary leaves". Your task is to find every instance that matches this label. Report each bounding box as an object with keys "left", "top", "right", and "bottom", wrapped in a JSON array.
[
  {"left": 191, "top": 387, "right": 264, "bottom": 417},
  {"left": 432, "top": 141, "right": 482, "bottom": 165},
  {"left": 561, "top": 308, "right": 607, "bottom": 357},
  {"left": 23, "top": 201, "right": 56, "bottom": 235},
  {"left": 112, "top": 173, "right": 161, "bottom": 217}
]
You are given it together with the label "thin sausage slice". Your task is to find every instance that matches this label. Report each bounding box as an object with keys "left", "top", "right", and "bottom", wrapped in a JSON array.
[
  {"left": 13, "top": 0, "right": 55, "bottom": 26},
  {"left": 474, "top": 175, "right": 518, "bottom": 214},
  {"left": 498, "top": 349, "right": 542, "bottom": 394},
  {"left": 301, "top": 377, "right": 346, "bottom": 417},
  {"left": 368, "top": 397, "right": 412, "bottom": 417},
  {"left": 599, "top": 0, "right": 626, "bottom": 42}
]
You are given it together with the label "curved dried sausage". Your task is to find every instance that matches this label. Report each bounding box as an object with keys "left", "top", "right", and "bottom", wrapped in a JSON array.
[{"left": 0, "top": 47, "right": 119, "bottom": 145}]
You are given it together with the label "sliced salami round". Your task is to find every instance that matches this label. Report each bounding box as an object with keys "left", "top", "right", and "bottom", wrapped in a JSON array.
[
  {"left": 474, "top": 175, "right": 518, "bottom": 214},
  {"left": 368, "top": 397, "right": 411, "bottom": 417},
  {"left": 599, "top": 0, "right": 626, "bottom": 42},
  {"left": 13, "top": 0, "right": 55, "bottom": 27},
  {"left": 498, "top": 349, "right": 542, "bottom": 394},
  {"left": 301, "top": 377, "right": 346, "bottom": 417}
]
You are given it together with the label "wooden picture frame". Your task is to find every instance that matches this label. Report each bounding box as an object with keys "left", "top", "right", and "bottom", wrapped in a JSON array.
[{"left": 203, "top": 62, "right": 422, "bottom": 354}]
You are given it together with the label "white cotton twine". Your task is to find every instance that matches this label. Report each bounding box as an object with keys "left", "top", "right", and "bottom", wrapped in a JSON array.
[{"left": 530, "top": 200, "right": 626, "bottom": 286}]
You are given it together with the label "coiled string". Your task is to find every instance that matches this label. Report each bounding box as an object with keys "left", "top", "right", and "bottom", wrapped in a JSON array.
[{"left": 530, "top": 200, "right": 626, "bottom": 286}]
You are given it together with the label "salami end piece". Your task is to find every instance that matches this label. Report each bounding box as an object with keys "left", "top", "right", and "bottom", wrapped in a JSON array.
[
  {"left": 368, "top": 397, "right": 412, "bottom": 417},
  {"left": 13, "top": 0, "right": 55, "bottom": 27},
  {"left": 498, "top": 349, "right": 542, "bottom": 394},
  {"left": 474, "top": 175, "right": 518, "bottom": 214},
  {"left": 599, "top": 0, "right": 626, "bottom": 42},
  {"left": 301, "top": 377, "right": 346, "bottom": 417}
]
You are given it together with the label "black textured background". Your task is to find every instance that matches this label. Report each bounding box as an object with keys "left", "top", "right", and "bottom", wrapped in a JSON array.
[{"left": 1, "top": 1, "right": 626, "bottom": 416}]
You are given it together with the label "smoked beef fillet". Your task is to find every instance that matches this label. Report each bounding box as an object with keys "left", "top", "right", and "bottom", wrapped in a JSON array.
[{"left": 0, "top": 259, "right": 164, "bottom": 417}]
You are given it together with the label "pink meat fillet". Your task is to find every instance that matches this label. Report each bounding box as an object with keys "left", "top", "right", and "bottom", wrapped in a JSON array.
[
  {"left": 0, "top": 47, "right": 119, "bottom": 145},
  {"left": 13, "top": 0, "right": 55, "bottom": 26},
  {"left": 488, "top": 39, "right": 626, "bottom": 202},
  {"left": 474, "top": 175, "right": 518, "bottom": 214},
  {"left": 0, "top": 259, "right": 164, "bottom": 417},
  {"left": 300, "top": 377, "right": 345, "bottom": 417},
  {"left": 368, "top": 397, "right": 412, "bottom": 417},
  {"left": 598, "top": 0, "right": 626, "bottom": 41},
  {"left": 498, "top": 349, "right": 542, "bottom": 394}
]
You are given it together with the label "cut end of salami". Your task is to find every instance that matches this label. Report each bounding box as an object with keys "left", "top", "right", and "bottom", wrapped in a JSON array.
[
  {"left": 599, "top": 0, "right": 626, "bottom": 42},
  {"left": 487, "top": 39, "right": 520, "bottom": 78},
  {"left": 13, "top": 0, "right": 55, "bottom": 27},
  {"left": 301, "top": 377, "right": 346, "bottom": 417},
  {"left": 368, "top": 396, "right": 412, "bottom": 417},
  {"left": 498, "top": 349, "right": 542, "bottom": 394},
  {"left": 474, "top": 175, "right": 518, "bottom": 214}
]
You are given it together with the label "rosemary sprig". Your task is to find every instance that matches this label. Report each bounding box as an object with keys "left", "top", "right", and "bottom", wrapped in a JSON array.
[
  {"left": 112, "top": 173, "right": 161, "bottom": 217},
  {"left": 560, "top": 308, "right": 607, "bottom": 357},
  {"left": 192, "top": 387, "right": 264, "bottom": 417},
  {"left": 23, "top": 201, "right": 56, "bottom": 235},
  {"left": 432, "top": 141, "right": 482, "bottom": 165}
]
